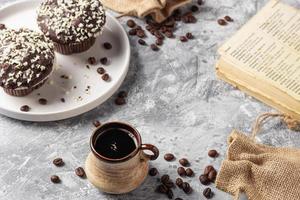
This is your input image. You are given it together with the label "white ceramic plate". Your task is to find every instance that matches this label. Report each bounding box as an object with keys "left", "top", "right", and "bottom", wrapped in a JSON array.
[{"left": 0, "top": 0, "right": 130, "bottom": 121}]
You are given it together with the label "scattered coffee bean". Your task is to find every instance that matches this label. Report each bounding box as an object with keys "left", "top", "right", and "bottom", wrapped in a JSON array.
[
  {"left": 161, "top": 174, "right": 170, "bottom": 183},
  {"left": 176, "top": 178, "right": 183, "bottom": 188},
  {"left": 164, "top": 180, "right": 175, "bottom": 188},
  {"left": 186, "top": 168, "right": 194, "bottom": 177},
  {"left": 208, "top": 169, "right": 217, "bottom": 182},
  {"left": 179, "top": 158, "right": 189, "bottom": 166},
  {"left": 102, "top": 73, "right": 110, "bottom": 81},
  {"left": 118, "top": 91, "right": 127, "bottom": 98},
  {"left": 199, "top": 174, "right": 210, "bottom": 185},
  {"left": 149, "top": 168, "right": 158, "bottom": 176},
  {"left": 97, "top": 67, "right": 105, "bottom": 75},
  {"left": 156, "top": 184, "right": 168, "bottom": 194},
  {"left": 128, "top": 29, "right": 137, "bottom": 35},
  {"left": 182, "top": 182, "right": 192, "bottom": 194},
  {"left": 86, "top": 65, "right": 90, "bottom": 69},
  {"left": 93, "top": 120, "right": 101, "bottom": 127},
  {"left": 197, "top": 0, "right": 203, "bottom": 5},
  {"left": 50, "top": 175, "right": 60, "bottom": 183},
  {"left": 203, "top": 187, "right": 214, "bottom": 199},
  {"left": 186, "top": 32, "right": 193, "bottom": 39},
  {"left": 156, "top": 38, "right": 163, "bottom": 46},
  {"left": 208, "top": 149, "right": 219, "bottom": 158},
  {"left": 150, "top": 44, "right": 159, "bottom": 51},
  {"left": 38, "top": 98, "right": 47, "bottom": 105},
  {"left": 126, "top": 19, "right": 136, "bottom": 28},
  {"left": 60, "top": 98, "right": 65, "bottom": 103},
  {"left": 100, "top": 57, "right": 108, "bottom": 65},
  {"left": 138, "top": 39, "right": 146, "bottom": 45},
  {"left": 175, "top": 198, "right": 183, "bottom": 200},
  {"left": 167, "top": 189, "right": 174, "bottom": 199},
  {"left": 164, "top": 153, "right": 175, "bottom": 161},
  {"left": 204, "top": 165, "right": 215, "bottom": 175},
  {"left": 165, "top": 31, "right": 173, "bottom": 38},
  {"left": 103, "top": 42, "right": 112, "bottom": 50},
  {"left": 177, "top": 167, "right": 186, "bottom": 176},
  {"left": 180, "top": 36, "right": 188, "bottom": 42},
  {"left": 0, "top": 24, "right": 5, "bottom": 30},
  {"left": 224, "top": 15, "right": 233, "bottom": 22},
  {"left": 217, "top": 19, "right": 227, "bottom": 26},
  {"left": 75, "top": 167, "right": 86, "bottom": 178},
  {"left": 88, "top": 57, "right": 96, "bottom": 65},
  {"left": 53, "top": 158, "right": 64, "bottom": 167},
  {"left": 20, "top": 105, "right": 30, "bottom": 112},
  {"left": 137, "top": 30, "right": 146, "bottom": 38},
  {"left": 190, "top": 5, "right": 199, "bottom": 12}
]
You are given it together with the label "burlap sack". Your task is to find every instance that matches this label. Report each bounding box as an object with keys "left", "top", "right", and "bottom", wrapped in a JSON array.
[
  {"left": 216, "top": 113, "right": 300, "bottom": 200},
  {"left": 101, "top": 0, "right": 191, "bottom": 23}
]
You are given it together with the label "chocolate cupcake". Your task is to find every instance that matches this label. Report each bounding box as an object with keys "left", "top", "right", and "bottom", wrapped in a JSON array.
[
  {"left": 0, "top": 25, "right": 55, "bottom": 97},
  {"left": 37, "top": 0, "right": 106, "bottom": 55}
]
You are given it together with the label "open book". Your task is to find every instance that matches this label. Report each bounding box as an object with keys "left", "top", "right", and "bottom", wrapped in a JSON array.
[{"left": 216, "top": 0, "right": 300, "bottom": 120}]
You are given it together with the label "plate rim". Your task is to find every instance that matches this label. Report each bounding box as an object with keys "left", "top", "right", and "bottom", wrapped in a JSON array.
[{"left": 0, "top": 0, "right": 131, "bottom": 122}]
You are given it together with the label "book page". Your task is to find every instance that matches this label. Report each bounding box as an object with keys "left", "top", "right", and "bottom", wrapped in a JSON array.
[{"left": 219, "top": 0, "right": 300, "bottom": 101}]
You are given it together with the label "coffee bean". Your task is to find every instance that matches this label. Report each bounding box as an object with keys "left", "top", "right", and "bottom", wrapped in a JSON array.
[
  {"left": 128, "top": 29, "right": 137, "bottom": 36},
  {"left": 145, "top": 25, "right": 152, "bottom": 31},
  {"left": 60, "top": 98, "right": 65, "bottom": 103},
  {"left": 224, "top": 15, "right": 233, "bottom": 22},
  {"left": 186, "top": 32, "right": 193, "bottom": 39},
  {"left": 156, "top": 39, "right": 163, "bottom": 46},
  {"left": 100, "top": 57, "right": 108, "bottom": 65},
  {"left": 204, "top": 165, "right": 215, "bottom": 175},
  {"left": 179, "top": 158, "right": 189, "bottom": 166},
  {"left": 97, "top": 67, "right": 105, "bottom": 75},
  {"left": 103, "top": 42, "right": 112, "bottom": 50},
  {"left": 161, "top": 174, "right": 170, "bottom": 183},
  {"left": 176, "top": 178, "right": 183, "bottom": 188},
  {"left": 20, "top": 105, "right": 30, "bottom": 112},
  {"left": 180, "top": 36, "right": 188, "bottom": 42},
  {"left": 137, "top": 30, "right": 146, "bottom": 38},
  {"left": 190, "top": 5, "right": 199, "bottom": 12},
  {"left": 182, "top": 182, "right": 192, "bottom": 194},
  {"left": 177, "top": 167, "right": 186, "bottom": 176},
  {"left": 165, "top": 19, "right": 175, "bottom": 27},
  {"left": 75, "top": 167, "right": 86, "bottom": 178},
  {"left": 203, "top": 187, "right": 214, "bottom": 199},
  {"left": 102, "top": 73, "right": 110, "bottom": 81},
  {"left": 164, "top": 153, "right": 175, "bottom": 161},
  {"left": 149, "top": 168, "right": 158, "bottom": 176},
  {"left": 50, "top": 175, "right": 60, "bottom": 183},
  {"left": 164, "top": 180, "right": 175, "bottom": 188},
  {"left": 115, "top": 97, "right": 126, "bottom": 105},
  {"left": 118, "top": 91, "right": 127, "bottom": 98},
  {"left": 138, "top": 39, "right": 146, "bottom": 45},
  {"left": 126, "top": 19, "right": 136, "bottom": 28},
  {"left": 175, "top": 198, "right": 183, "bottom": 200},
  {"left": 208, "top": 149, "right": 219, "bottom": 158},
  {"left": 53, "top": 158, "right": 64, "bottom": 167},
  {"left": 199, "top": 174, "right": 210, "bottom": 185},
  {"left": 154, "top": 32, "right": 164, "bottom": 40},
  {"left": 217, "top": 19, "right": 227, "bottom": 26},
  {"left": 208, "top": 170, "right": 217, "bottom": 182},
  {"left": 165, "top": 31, "right": 173, "bottom": 38},
  {"left": 0, "top": 24, "right": 6, "bottom": 30},
  {"left": 167, "top": 189, "right": 174, "bottom": 199},
  {"left": 38, "top": 98, "right": 47, "bottom": 105},
  {"left": 197, "top": 0, "right": 203, "bottom": 5},
  {"left": 186, "top": 168, "right": 194, "bottom": 177},
  {"left": 156, "top": 184, "right": 168, "bottom": 194},
  {"left": 88, "top": 57, "right": 96, "bottom": 65},
  {"left": 135, "top": 25, "right": 142, "bottom": 30},
  {"left": 150, "top": 44, "right": 159, "bottom": 51},
  {"left": 93, "top": 120, "right": 101, "bottom": 127}
]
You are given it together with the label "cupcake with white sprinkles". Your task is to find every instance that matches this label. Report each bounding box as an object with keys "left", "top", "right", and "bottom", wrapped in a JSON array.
[
  {"left": 37, "top": 0, "right": 106, "bottom": 54},
  {"left": 0, "top": 25, "right": 55, "bottom": 96}
]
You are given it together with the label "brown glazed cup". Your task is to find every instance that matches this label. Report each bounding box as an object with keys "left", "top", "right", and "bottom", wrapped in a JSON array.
[{"left": 85, "top": 122, "right": 159, "bottom": 194}]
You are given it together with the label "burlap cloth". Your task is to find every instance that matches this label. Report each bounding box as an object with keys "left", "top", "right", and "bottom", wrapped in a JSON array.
[
  {"left": 101, "top": 0, "right": 191, "bottom": 23},
  {"left": 216, "top": 113, "right": 300, "bottom": 200}
]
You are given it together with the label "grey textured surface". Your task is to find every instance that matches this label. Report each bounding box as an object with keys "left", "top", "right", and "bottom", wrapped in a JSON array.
[{"left": 1, "top": 0, "right": 300, "bottom": 200}]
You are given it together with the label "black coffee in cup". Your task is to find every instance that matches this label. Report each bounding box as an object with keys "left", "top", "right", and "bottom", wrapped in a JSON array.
[{"left": 94, "top": 128, "right": 137, "bottom": 159}]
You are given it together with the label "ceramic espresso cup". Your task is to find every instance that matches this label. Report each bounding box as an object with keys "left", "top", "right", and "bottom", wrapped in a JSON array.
[{"left": 85, "top": 122, "right": 159, "bottom": 194}]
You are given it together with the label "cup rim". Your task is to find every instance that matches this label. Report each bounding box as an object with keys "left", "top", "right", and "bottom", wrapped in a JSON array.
[{"left": 90, "top": 121, "right": 142, "bottom": 163}]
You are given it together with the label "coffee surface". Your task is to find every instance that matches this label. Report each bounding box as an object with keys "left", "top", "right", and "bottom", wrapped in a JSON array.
[{"left": 94, "top": 128, "right": 136, "bottom": 159}]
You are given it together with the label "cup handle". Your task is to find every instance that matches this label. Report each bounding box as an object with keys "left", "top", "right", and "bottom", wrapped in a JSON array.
[{"left": 140, "top": 144, "right": 159, "bottom": 160}]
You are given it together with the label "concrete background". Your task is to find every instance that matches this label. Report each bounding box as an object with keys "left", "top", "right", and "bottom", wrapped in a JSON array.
[{"left": 1, "top": 0, "right": 300, "bottom": 199}]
